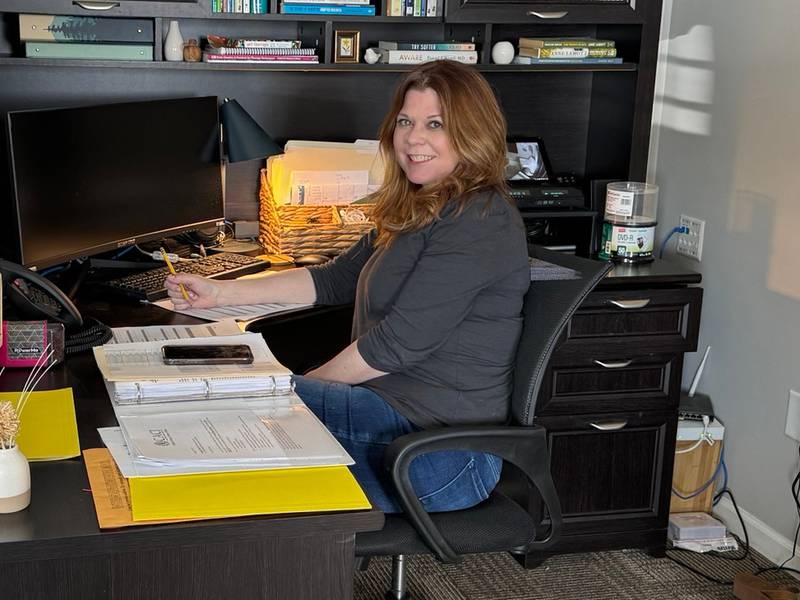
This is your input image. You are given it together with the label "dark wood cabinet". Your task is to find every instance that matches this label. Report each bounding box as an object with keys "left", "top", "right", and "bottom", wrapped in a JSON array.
[
  {"left": 0, "top": 0, "right": 665, "bottom": 221},
  {"left": 520, "top": 260, "right": 702, "bottom": 563},
  {"left": 446, "top": 0, "right": 644, "bottom": 24}
]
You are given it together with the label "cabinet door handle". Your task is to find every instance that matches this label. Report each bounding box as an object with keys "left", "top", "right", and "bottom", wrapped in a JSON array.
[
  {"left": 73, "top": 1, "right": 120, "bottom": 10},
  {"left": 527, "top": 10, "right": 568, "bottom": 18},
  {"left": 590, "top": 420, "right": 628, "bottom": 431},
  {"left": 593, "top": 359, "right": 633, "bottom": 369},
  {"left": 608, "top": 298, "right": 651, "bottom": 309}
]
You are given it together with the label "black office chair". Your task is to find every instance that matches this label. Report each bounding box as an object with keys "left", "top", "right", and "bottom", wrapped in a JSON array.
[{"left": 355, "top": 246, "right": 613, "bottom": 600}]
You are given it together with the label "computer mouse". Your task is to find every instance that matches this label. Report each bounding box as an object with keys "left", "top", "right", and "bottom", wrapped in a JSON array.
[{"left": 293, "top": 254, "right": 331, "bottom": 266}]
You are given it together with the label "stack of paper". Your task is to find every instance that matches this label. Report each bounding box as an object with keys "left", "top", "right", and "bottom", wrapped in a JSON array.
[
  {"left": 87, "top": 329, "right": 371, "bottom": 525},
  {"left": 93, "top": 332, "right": 292, "bottom": 404}
]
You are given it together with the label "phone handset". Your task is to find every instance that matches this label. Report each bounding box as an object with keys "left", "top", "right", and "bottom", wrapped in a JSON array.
[{"left": 0, "top": 259, "right": 83, "bottom": 329}]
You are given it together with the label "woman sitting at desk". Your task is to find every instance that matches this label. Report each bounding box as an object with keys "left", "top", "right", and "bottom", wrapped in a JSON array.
[{"left": 166, "top": 60, "right": 529, "bottom": 513}]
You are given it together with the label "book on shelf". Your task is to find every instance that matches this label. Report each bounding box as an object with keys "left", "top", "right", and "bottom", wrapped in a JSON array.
[
  {"left": 279, "top": 0, "right": 373, "bottom": 4},
  {"left": 379, "top": 49, "right": 478, "bottom": 65},
  {"left": 206, "top": 35, "right": 302, "bottom": 49},
  {"left": 203, "top": 54, "right": 320, "bottom": 63},
  {"left": 519, "top": 46, "right": 618, "bottom": 59},
  {"left": 378, "top": 41, "right": 475, "bottom": 51},
  {"left": 512, "top": 56, "right": 624, "bottom": 65},
  {"left": 519, "top": 37, "right": 616, "bottom": 49},
  {"left": 25, "top": 42, "right": 153, "bottom": 60},
  {"left": 280, "top": 3, "right": 376, "bottom": 14},
  {"left": 19, "top": 14, "right": 154, "bottom": 43},
  {"left": 92, "top": 332, "right": 293, "bottom": 404},
  {"left": 205, "top": 46, "right": 316, "bottom": 56}
]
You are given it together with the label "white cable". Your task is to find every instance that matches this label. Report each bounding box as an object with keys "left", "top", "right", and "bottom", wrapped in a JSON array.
[{"left": 689, "top": 345, "right": 711, "bottom": 397}]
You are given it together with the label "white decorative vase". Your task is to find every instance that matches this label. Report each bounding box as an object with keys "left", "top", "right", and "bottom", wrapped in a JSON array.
[
  {"left": 164, "top": 20, "right": 184, "bottom": 62},
  {"left": 491, "top": 41, "right": 515, "bottom": 65},
  {"left": 0, "top": 446, "right": 31, "bottom": 513}
]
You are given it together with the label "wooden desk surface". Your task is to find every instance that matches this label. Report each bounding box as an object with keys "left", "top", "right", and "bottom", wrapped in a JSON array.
[{"left": 0, "top": 297, "right": 381, "bottom": 600}]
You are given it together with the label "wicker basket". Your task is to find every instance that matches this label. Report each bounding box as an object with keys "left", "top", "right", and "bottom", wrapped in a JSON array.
[{"left": 258, "top": 169, "right": 374, "bottom": 257}]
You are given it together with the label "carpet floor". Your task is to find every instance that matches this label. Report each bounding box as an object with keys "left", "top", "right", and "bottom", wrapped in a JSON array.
[{"left": 354, "top": 547, "right": 798, "bottom": 600}]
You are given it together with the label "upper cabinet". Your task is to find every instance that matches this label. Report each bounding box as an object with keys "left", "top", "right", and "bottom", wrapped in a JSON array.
[
  {"left": 445, "top": 0, "right": 644, "bottom": 24},
  {"left": 0, "top": 0, "right": 208, "bottom": 18}
]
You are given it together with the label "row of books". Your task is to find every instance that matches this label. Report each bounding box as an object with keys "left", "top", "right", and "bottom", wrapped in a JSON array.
[
  {"left": 375, "top": 40, "right": 476, "bottom": 64},
  {"left": 386, "top": 0, "right": 440, "bottom": 17},
  {"left": 19, "top": 13, "right": 154, "bottom": 61},
  {"left": 87, "top": 329, "right": 370, "bottom": 526},
  {"left": 279, "top": 1, "right": 376, "bottom": 15},
  {"left": 515, "top": 37, "right": 623, "bottom": 65},
  {"left": 212, "top": 0, "right": 269, "bottom": 12}
]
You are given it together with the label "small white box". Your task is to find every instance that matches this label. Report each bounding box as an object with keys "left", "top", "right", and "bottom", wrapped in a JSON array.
[
  {"left": 676, "top": 420, "right": 724, "bottom": 441},
  {"left": 668, "top": 512, "right": 727, "bottom": 541}
]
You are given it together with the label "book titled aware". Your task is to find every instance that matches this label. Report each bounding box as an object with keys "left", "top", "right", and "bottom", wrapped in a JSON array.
[
  {"left": 378, "top": 41, "right": 475, "bottom": 51},
  {"left": 280, "top": 3, "right": 376, "bottom": 14},
  {"left": 19, "top": 14, "right": 153, "bottom": 43},
  {"left": 25, "top": 42, "right": 153, "bottom": 61},
  {"left": 519, "top": 37, "right": 616, "bottom": 49},
  {"left": 381, "top": 49, "right": 478, "bottom": 64}
]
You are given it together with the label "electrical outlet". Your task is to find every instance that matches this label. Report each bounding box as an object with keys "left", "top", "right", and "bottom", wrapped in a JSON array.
[
  {"left": 677, "top": 214, "right": 706, "bottom": 261},
  {"left": 786, "top": 390, "right": 800, "bottom": 442}
]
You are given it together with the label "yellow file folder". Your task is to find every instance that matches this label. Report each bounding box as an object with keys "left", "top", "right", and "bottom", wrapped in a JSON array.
[
  {"left": 0, "top": 388, "right": 80, "bottom": 460},
  {"left": 127, "top": 464, "right": 371, "bottom": 521}
]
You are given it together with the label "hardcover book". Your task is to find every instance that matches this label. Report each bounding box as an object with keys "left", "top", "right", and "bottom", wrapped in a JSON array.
[
  {"left": 519, "top": 46, "right": 618, "bottom": 59},
  {"left": 19, "top": 14, "right": 154, "bottom": 43},
  {"left": 512, "top": 56, "right": 623, "bottom": 65},
  {"left": 280, "top": 3, "right": 376, "bottom": 14},
  {"left": 379, "top": 49, "right": 478, "bottom": 64},
  {"left": 519, "top": 37, "right": 616, "bottom": 49},
  {"left": 25, "top": 42, "right": 153, "bottom": 61},
  {"left": 378, "top": 41, "right": 475, "bottom": 51}
]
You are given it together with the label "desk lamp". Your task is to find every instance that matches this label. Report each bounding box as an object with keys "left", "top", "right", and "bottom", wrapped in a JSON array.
[
  {"left": 220, "top": 97, "right": 282, "bottom": 162},
  {"left": 214, "top": 98, "right": 283, "bottom": 252}
]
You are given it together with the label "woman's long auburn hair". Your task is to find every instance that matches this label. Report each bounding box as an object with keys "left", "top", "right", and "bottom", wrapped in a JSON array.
[{"left": 368, "top": 60, "right": 509, "bottom": 247}]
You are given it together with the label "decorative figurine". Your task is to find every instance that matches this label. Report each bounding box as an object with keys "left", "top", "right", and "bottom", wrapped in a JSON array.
[
  {"left": 183, "top": 38, "right": 201, "bottom": 62},
  {"left": 491, "top": 41, "right": 515, "bottom": 65}
]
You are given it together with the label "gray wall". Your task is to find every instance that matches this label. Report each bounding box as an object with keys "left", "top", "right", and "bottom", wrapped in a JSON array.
[{"left": 652, "top": 0, "right": 800, "bottom": 540}]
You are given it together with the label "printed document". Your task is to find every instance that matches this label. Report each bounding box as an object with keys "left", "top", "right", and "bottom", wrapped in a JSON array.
[
  {"left": 109, "top": 319, "right": 243, "bottom": 343},
  {"left": 152, "top": 300, "right": 310, "bottom": 323}
]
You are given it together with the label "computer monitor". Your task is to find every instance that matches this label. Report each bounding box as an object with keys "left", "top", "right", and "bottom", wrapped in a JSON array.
[{"left": 3, "top": 96, "right": 223, "bottom": 270}]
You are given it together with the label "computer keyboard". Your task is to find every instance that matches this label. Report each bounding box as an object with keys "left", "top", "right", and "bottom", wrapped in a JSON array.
[{"left": 97, "top": 252, "right": 269, "bottom": 301}]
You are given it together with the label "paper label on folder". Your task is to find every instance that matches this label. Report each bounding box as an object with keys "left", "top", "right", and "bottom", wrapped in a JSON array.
[
  {"left": 290, "top": 170, "right": 369, "bottom": 205},
  {"left": 0, "top": 388, "right": 80, "bottom": 460}
]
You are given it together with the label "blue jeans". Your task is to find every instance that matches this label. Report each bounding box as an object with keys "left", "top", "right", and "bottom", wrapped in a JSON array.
[{"left": 292, "top": 375, "right": 502, "bottom": 514}]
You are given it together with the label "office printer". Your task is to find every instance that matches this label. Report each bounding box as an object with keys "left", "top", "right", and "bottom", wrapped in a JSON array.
[{"left": 506, "top": 138, "right": 586, "bottom": 210}]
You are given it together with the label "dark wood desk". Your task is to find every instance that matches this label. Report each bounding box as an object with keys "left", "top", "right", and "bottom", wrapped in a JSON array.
[{"left": 0, "top": 299, "right": 382, "bottom": 600}]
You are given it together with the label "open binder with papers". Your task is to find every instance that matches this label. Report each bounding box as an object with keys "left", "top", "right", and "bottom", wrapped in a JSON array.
[
  {"left": 87, "top": 331, "right": 370, "bottom": 522},
  {"left": 93, "top": 332, "right": 292, "bottom": 404}
]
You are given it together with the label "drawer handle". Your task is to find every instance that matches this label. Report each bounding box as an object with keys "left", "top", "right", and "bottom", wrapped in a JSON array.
[
  {"left": 609, "top": 298, "right": 651, "bottom": 309},
  {"left": 593, "top": 359, "right": 633, "bottom": 369},
  {"left": 590, "top": 420, "right": 628, "bottom": 431},
  {"left": 74, "top": 1, "right": 120, "bottom": 10},
  {"left": 527, "top": 10, "right": 568, "bottom": 18}
]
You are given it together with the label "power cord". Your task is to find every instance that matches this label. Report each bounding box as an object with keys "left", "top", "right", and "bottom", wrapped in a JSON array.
[{"left": 659, "top": 225, "right": 689, "bottom": 258}]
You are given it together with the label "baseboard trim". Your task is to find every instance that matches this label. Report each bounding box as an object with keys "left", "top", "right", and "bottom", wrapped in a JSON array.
[{"left": 713, "top": 496, "right": 800, "bottom": 577}]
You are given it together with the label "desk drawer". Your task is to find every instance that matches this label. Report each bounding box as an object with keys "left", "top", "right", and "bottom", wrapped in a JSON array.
[
  {"left": 536, "top": 353, "right": 682, "bottom": 415},
  {"left": 559, "top": 288, "right": 702, "bottom": 356}
]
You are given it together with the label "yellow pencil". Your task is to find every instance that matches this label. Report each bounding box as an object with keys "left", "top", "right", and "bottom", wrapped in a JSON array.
[{"left": 160, "top": 247, "right": 189, "bottom": 301}]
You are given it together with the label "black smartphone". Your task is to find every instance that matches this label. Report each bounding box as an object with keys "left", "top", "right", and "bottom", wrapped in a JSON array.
[{"left": 161, "top": 344, "right": 255, "bottom": 365}]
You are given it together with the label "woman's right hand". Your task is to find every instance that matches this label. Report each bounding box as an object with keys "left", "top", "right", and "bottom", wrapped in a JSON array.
[{"left": 165, "top": 273, "right": 224, "bottom": 309}]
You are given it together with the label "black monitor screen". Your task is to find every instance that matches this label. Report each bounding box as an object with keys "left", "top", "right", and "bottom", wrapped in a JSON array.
[{"left": 6, "top": 96, "right": 222, "bottom": 269}]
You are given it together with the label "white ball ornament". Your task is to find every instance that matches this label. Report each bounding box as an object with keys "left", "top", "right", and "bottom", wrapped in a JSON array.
[
  {"left": 491, "top": 41, "right": 515, "bottom": 65},
  {"left": 364, "top": 47, "right": 381, "bottom": 65}
]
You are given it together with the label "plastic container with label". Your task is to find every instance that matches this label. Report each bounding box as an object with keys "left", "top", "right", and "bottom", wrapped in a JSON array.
[{"left": 599, "top": 182, "right": 659, "bottom": 263}]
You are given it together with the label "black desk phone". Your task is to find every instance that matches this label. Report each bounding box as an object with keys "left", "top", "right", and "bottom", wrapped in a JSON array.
[
  {"left": 0, "top": 259, "right": 83, "bottom": 329},
  {"left": 506, "top": 138, "right": 586, "bottom": 209}
]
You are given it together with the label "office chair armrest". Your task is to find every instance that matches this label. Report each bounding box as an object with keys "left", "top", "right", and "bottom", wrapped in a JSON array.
[{"left": 383, "top": 425, "right": 562, "bottom": 564}]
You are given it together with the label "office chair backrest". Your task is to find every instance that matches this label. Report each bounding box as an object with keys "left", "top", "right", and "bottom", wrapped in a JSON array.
[{"left": 511, "top": 247, "right": 612, "bottom": 426}]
